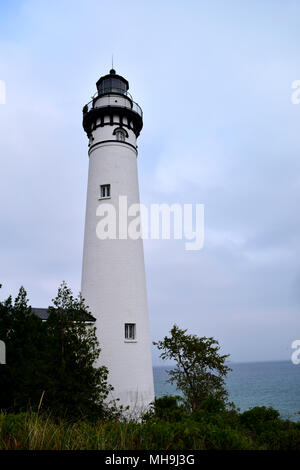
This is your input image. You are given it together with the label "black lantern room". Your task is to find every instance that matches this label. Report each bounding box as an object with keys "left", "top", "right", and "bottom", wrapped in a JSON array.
[{"left": 96, "top": 69, "right": 129, "bottom": 96}]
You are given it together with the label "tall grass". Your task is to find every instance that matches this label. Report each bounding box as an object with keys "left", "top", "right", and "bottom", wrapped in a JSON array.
[
  {"left": 0, "top": 411, "right": 220, "bottom": 450},
  {"left": 0, "top": 412, "right": 135, "bottom": 450},
  {"left": 0, "top": 409, "right": 299, "bottom": 450}
]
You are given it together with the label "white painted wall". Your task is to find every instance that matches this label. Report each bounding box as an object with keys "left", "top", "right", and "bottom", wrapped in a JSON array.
[
  {"left": 91, "top": 125, "right": 136, "bottom": 147},
  {"left": 94, "top": 94, "right": 132, "bottom": 110},
  {"left": 81, "top": 112, "right": 154, "bottom": 412}
]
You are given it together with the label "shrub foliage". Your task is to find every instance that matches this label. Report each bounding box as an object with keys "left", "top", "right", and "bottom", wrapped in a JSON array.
[{"left": 0, "top": 283, "right": 113, "bottom": 419}]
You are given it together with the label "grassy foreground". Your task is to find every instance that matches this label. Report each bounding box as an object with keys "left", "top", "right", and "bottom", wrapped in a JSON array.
[{"left": 1, "top": 405, "right": 300, "bottom": 450}]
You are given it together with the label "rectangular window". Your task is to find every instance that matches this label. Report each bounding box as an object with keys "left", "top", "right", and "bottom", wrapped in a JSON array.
[
  {"left": 100, "top": 184, "right": 110, "bottom": 198},
  {"left": 125, "top": 323, "right": 136, "bottom": 340}
]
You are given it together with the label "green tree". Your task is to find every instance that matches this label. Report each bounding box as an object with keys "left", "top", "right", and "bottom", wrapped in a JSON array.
[
  {"left": 0, "top": 286, "right": 47, "bottom": 411},
  {"left": 154, "top": 325, "right": 231, "bottom": 412},
  {"left": 44, "top": 282, "right": 113, "bottom": 419},
  {"left": 0, "top": 282, "right": 115, "bottom": 420}
]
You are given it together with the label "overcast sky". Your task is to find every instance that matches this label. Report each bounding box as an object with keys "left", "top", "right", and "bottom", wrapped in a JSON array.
[{"left": 0, "top": 0, "right": 300, "bottom": 364}]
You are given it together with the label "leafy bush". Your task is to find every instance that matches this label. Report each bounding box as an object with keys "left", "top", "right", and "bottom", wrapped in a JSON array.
[
  {"left": 143, "top": 395, "right": 187, "bottom": 423},
  {"left": 241, "top": 406, "right": 280, "bottom": 430}
]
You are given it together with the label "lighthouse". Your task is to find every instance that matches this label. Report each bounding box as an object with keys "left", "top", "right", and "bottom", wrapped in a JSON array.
[{"left": 81, "top": 69, "right": 154, "bottom": 411}]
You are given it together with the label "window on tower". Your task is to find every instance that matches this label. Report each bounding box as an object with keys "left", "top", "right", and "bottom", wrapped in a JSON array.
[
  {"left": 125, "top": 323, "right": 136, "bottom": 341},
  {"left": 115, "top": 129, "right": 126, "bottom": 142},
  {"left": 100, "top": 184, "right": 111, "bottom": 199}
]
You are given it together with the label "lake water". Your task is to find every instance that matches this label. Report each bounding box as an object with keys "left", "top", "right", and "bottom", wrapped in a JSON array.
[{"left": 153, "top": 361, "right": 300, "bottom": 421}]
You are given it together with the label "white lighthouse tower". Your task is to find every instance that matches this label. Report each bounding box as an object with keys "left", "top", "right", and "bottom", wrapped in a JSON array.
[{"left": 81, "top": 69, "right": 154, "bottom": 411}]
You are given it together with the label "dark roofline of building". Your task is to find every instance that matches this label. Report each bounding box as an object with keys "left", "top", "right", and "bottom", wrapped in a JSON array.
[{"left": 32, "top": 308, "right": 96, "bottom": 323}]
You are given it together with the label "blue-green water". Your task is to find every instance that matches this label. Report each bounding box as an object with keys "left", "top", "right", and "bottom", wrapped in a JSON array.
[{"left": 153, "top": 361, "right": 300, "bottom": 421}]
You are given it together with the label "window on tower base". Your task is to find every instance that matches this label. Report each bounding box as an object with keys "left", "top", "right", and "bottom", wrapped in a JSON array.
[
  {"left": 125, "top": 323, "right": 136, "bottom": 341},
  {"left": 100, "top": 184, "right": 111, "bottom": 199}
]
